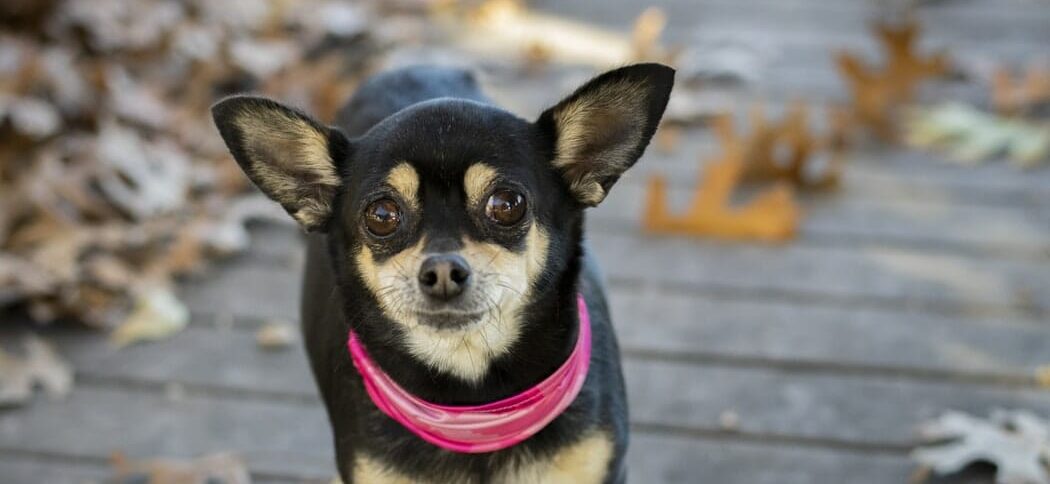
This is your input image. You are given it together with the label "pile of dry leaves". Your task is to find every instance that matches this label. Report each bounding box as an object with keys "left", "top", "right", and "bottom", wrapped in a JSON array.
[
  {"left": 0, "top": 0, "right": 704, "bottom": 333},
  {"left": 0, "top": 0, "right": 405, "bottom": 332}
]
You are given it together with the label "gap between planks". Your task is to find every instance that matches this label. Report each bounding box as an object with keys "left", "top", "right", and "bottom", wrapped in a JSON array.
[{"left": 602, "top": 276, "right": 1047, "bottom": 321}]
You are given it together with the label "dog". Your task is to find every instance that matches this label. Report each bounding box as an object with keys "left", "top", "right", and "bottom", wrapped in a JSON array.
[{"left": 212, "top": 63, "right": 674, "bottom": 483}]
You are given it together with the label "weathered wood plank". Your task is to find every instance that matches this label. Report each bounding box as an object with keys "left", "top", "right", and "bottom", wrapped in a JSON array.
[
  {"left": 607, "top": 286, "right": 1050, "bottom": 379},
  {"left": 48, "top": 325, "right": 318, "bottom": 397},
  {"left": 589, "top": 233, "right": 1050, "bottom": 314},
  {"left": 624, "top": 360, "right": 1050, "bottom": 446},
  {"left": 0, "top": 454, "right": 110, "bottom": 484},
  {"left": 0, "top": 387, "right": 335, "bottom": 480},
  {"left": 37, "top": 323, "right": 1050, "bottom": 447},
  {"left": 178, "top": 261, "right": 301, "bottom": 322},
  {"left": 628, "top": 434, "right": 914, "bottom": 484}
]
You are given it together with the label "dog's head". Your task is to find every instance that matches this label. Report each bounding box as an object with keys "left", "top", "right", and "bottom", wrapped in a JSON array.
[{"left": 212, "top": 64, "right": 673, "bottom": 381}]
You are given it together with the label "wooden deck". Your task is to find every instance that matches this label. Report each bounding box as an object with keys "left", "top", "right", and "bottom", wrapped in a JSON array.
[{"left": 2, "top": 0, "right": 1049, "bottom": 482}]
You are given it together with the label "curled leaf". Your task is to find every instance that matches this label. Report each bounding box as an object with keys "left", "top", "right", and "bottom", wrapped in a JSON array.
[
  {"left": 643, "top": 115, "right": 801, "bottom": 243},
  {"left": 0, "top": 335, "right": 73, "bottom": 407},
  {"left": 110, "top": 286, "right": 189, "bottom": 348},
  {"left": 256, "top": 321, "right": 297, "bottom": 350},
  {"left": 904, "top": 103, "right": 1050, "bottom": 167},
  {"left": 110, "top": 452, "right": 251, "bottom": 484},
  {"left": 913, "top": 409, "right": 1050, "bottom": 484}
]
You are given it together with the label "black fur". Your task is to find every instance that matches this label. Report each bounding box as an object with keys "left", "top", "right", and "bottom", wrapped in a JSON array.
[{"left": 213, "top": 64, "right": 674, "bottom": 483}]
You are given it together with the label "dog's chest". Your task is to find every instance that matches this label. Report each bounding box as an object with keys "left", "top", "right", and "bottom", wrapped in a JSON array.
[{"left": 351, "top": 431, "right": 614, "bottom": 484}]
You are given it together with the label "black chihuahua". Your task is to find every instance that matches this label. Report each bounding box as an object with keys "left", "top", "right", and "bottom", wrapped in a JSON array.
[{"left": 212, "top": 63, "right": 674, "bottom": 483}]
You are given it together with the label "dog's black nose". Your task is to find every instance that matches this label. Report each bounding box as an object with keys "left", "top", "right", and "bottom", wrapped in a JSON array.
[{"left": 418, "top": 254, "right": 472, "bottom": 300}]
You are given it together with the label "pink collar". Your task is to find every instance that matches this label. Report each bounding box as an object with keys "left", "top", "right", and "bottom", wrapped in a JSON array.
[{"left": 347, "top": 294, "right": 592, "bottom": 453}]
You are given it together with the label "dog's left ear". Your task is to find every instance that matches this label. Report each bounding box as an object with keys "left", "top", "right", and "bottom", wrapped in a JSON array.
[
  {"left": 211, "top": 95, "right": 350, "bottom": 232},
  {"left": 537, "top": 63, "right": 674, "bottom": 206}
]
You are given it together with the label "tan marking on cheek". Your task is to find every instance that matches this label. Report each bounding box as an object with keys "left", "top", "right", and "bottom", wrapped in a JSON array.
[
  {"left": 501, "top": 432, "right": 615, "bottom": 484},
  {"left": 354, "top": 245, "right": 382, "bottom": 293},
  {"left": 353, "top": 454, "right": 414, "bottom": 484},
  {"left": 463, "top": 163, "right": 498, "bottom": 206},
  {"left": 386, "top": 162, "right": 420, "bottom": 209},
  {"left": 524, "top": 224, "right": 549, "bottom": 287},
  {"left": 354, "top": 240, "right": 426, "bottom": 316}
]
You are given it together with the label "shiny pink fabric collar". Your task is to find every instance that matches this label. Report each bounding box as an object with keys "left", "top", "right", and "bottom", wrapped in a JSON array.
[{"left": 347, "top": 294, "right": 592, "bottom": 454}]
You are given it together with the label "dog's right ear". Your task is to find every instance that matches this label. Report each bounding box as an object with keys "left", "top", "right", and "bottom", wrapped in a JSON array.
[
  {"left": 211, "top": 95, "right": 350, "bottom": 232},
  {"left": 537, "top": 63, "right": 674, "bottom": 206}
]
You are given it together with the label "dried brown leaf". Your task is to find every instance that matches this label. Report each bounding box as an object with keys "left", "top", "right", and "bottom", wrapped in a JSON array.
[
  {"left": 256, "top": 321, "right": 297, "bottom": 350},
  {"left": 643, "top": 116, "right": 801, "bottom": 242},
  {"left": 110, "top": 452, "right": 251, "bottom": 484},
  {"left": 110, "top": 285, "right": 189, "bottom": 348},
  {"left": 835, "top": 20, "right": 949, "bottom": 140},
  {"left": 0, "top": 334, "right": 73, "bottom": 407}
]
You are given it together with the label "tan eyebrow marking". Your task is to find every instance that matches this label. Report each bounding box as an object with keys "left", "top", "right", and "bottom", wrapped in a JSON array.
[
  {"left": 463, "top": 163, "right": 498, "bottom": 207},
  {"left": 386, "top": 162, "right": 419, "bottom": 208}
]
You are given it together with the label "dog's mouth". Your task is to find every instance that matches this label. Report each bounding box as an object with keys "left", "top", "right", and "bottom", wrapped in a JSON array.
[{"left": 413, "top": 308, "right": 486, "bottom": 330}]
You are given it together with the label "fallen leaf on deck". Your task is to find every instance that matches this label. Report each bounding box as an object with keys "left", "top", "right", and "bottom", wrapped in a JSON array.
[
  {"left": 229, "top": 38, "right": 299, "bottom": 79},
  {"left": 110, "top": 286, "right": 189, "bottom": 348},
  {"left": 993, "top": 63, "right": 1050, "bottom": 116},
  {"left": 256, "top": 321, "right": 297, "bottom": 350},
  {"left": 904, "top": 103, "right": 1049, "bottom": 167},
  {"left": 630, "top": 7, "right": 668, "bottom": 62},
  {"left": 445, "top": 0, "right": 669, "bottom": 68},
  {"left": 719, "top": 409, "right": 740, "bottom": 431},
  {"left": 912, "top": 409, "right": 1050, "bottom": 484},
  {"left": 835, "top": 20, "right": 950, "bottom": 139},
  {"left": 1034, "top": 366, "right": 1050, "bottom": 388},
  {"left": 109, "top": 452, "right": 251, "bottom": 484},
  {"left": 0, "top": 335, "right": 73, "bottom": 407},
  {"left": 5, "top": 97, "right": 62, "bottom": 138},
  {"left": 95, "top": 121, "right": 192, "bottom": 219},
  {"left": 738, "top": 102, "right": 847, "bottom": 192},
  {"left": 654, "top": 125, "right": 681, "bottom": 154},
  {"left": 643, "top": 116, "right": 801, "bottom": 242},
  {"left": 105, "top": 66, "right": 172, "bottom": 129}
]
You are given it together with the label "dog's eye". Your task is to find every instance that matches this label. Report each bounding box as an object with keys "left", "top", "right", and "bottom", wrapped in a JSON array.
[
  {"left": 364, "top": 199, "right": 401, "bottom": 237},
  {"left": 485, "top": 189, "right": 526, "bottom": 226}
]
